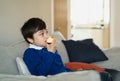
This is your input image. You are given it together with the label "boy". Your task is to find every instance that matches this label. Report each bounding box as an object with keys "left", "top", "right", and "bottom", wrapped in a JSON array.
[
  {"left": 21, "top": 17, "right": 112, "bottom": 81},
  {"left": 21, "top": 18, "right": 71, "bottom": 76}
]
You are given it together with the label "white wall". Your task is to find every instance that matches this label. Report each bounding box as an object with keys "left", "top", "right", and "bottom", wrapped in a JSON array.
[
  {"left": 110, "top": 0, "right": 120, "bottom": 47},
  {"left": 0, "top": 0, "right": 53, "bottom": 46},
  {"left": 0, "top": 0, "right": 120, "bottom": 47}
]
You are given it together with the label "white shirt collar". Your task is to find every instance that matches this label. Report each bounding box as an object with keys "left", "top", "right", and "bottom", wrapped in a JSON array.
[{"left": 29, "top": 44, "right": 44, "bottom": 50}]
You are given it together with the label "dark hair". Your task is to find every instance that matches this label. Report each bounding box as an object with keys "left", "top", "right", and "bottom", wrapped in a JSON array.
[{"left": 21, "top": 18, "right": 46, "bottom": 43}]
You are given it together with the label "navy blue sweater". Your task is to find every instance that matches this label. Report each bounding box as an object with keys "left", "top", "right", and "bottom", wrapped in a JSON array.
[{"left": 23, "top": 48, "right": 71, "bottom": 76}]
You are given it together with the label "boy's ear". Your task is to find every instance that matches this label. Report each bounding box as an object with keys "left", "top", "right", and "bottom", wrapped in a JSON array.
[{"left": 27, "top": 38, "right": 34, "bottom": 44}]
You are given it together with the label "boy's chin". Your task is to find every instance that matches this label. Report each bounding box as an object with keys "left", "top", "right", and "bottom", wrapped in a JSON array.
[{"left": 44, "top": 44, "right": 47, "bottom": 47}]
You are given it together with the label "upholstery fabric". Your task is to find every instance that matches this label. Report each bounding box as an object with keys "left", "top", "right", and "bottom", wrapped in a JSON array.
[
  {"left": 52, "top": 31, "right": 69, "bottom": 63},
  {"left": 0, "top": 46, "right": 19, "bottom": 74},
  {"left": 92, "top": 47, "right": 120, "bottom": 71}
]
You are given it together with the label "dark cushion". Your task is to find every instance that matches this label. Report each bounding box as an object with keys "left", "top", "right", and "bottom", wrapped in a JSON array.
[
  {"left": 62, "top": 39, "right": 108, "bottom": 63},
  {"left": 105, "top": 69, "right": 120, "bottom": 81}
]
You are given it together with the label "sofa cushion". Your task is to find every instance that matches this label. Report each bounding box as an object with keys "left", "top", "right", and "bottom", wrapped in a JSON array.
[
  {"left": 92, "top": 47, "right": 120, "bottom": 71},
  {"left": 62, "top": 39, "right": 108, "bottom": 63},
  {"left": 52, "top": 31, "right": 69, "bottom": 63},
  {"left": 0, "top": 46, "right": 19, "bottom": 74},
  {"left": 16, "top": 57, "right": 31, "bottom": 75},
  {"left": 8, "top": 40, "right": 29, "bottom": 57}
]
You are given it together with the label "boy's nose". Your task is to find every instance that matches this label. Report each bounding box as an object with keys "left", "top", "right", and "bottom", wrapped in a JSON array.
[{"left": 45, "top": 34, "right": 49, "bottom": 39}]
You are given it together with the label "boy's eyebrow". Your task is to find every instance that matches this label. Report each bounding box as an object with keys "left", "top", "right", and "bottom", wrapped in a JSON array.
[
  {"left": 38, "top": 30, "right": 44, "bottom": 33},
  {"left": 38, "top": 29, "right": 47, "bottom": 33}
]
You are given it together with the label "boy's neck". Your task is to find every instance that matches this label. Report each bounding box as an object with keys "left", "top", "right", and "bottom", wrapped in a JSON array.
[{"left": 29, "top": 44, "right": 44, "bottom": 50}]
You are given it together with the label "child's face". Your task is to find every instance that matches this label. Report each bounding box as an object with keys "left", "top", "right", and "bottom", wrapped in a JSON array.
[{"left": 29, "top": 29, "right": 49, "bottom": 47}]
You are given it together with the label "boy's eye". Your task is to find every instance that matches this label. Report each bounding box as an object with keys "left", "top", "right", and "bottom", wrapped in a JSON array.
[
  {"left": 39, "top": 33, "right": 44, "bottom": 36},
  {"left": 46, "top": 30, "right": 48, "bottom": 34},
  {"left": 38, "top": 30, "right": 48, "bottom": 36}
]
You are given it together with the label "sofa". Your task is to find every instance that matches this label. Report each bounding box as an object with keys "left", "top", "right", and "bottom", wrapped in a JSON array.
[{"left": 0, "top": 31, "right": 120, "bottom": 81}]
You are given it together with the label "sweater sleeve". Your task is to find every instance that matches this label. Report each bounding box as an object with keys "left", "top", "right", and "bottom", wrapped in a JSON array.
[{"left": 23, "top": 48, "right": 56, "bottom": 76}]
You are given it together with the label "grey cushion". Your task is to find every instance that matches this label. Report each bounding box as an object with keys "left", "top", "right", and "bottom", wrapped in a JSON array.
[
  {"left": 8, "top": 40, "right": 29, "bottom": 57},
  {"left": 52, "top": 31, "right": 69, "bottom": 63},
  {"left": 0, "top": 46, "right": 19, "bottom": 74},
  {"left": 0, "top": 70, "right": 100, "bottom": 81},
  {"left": 92, "top": 47, "right": 120, "bottom": 71}
]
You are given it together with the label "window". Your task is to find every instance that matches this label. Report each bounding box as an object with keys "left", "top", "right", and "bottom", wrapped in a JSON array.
[{"left": 70, "top": 0, "right": 110, "bottom": 28}]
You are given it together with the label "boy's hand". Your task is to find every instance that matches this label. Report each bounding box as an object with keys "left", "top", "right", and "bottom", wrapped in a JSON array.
[
  {"left": 46, "top": 36, "right": 56, "bottom": 53},
  {"left": 46, "top": 37, "right": 54, "bottom": 44}
]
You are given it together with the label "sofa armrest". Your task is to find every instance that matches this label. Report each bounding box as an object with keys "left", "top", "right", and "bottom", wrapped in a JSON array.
[{"left": 52, "top": 31, "right": 69, "bottom": 63}]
